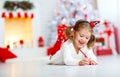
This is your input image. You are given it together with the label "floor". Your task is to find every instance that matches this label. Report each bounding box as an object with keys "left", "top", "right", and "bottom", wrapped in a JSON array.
[{"left": 0, "top": 55, "right": 120, "bottom": 77}]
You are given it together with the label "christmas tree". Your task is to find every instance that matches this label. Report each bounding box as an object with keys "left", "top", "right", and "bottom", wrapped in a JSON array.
[{"left": 48, "top": 0, "right": 98, "bottom": 46}]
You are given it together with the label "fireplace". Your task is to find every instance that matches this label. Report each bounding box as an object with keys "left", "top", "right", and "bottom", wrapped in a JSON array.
[{"left": 4, "top": 17, "right": 33, "bottom": 49}]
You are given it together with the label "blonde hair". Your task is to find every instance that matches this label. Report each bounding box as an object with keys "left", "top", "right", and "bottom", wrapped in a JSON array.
[{"left": 65, "top": 19, "right": 96, "bottom": 49}]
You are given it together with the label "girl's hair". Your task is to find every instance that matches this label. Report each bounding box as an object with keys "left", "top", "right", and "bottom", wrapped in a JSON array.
[{"left": 65, "top": 19, "right": 96, "bottom": 48}]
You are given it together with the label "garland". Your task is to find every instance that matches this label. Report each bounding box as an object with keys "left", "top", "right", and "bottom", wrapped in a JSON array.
[{"left": 3, "top": 1, "right": 34, "bottom": 11}]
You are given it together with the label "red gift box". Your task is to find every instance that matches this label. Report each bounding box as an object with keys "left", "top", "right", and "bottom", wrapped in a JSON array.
[{"left": 96, "top": 48, "right": 112, "bottom": 56}]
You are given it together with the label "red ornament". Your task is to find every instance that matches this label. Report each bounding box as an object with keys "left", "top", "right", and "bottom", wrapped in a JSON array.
[
  {"left": 31, "top": 13, "right": 34, "bottom": 18},
  {"left": 103, "top": 20, "right": 109, "bottom": 27},
  {"left": 17, "top": 12, "right": 21, "bottom": 18},
  {"left": 84, "top": 14, "right": 88, "bottom": 19},
  {"left": 38, "top": 37, "right": 44, "bottom": 47},
  {"left": 6, "top": 45, "right": 10, "bottom": 49},
  {"left": 19, "top": 40, "right": 24, "bottom": 45},
  {"left": 97, "top": 20, "right": 100, "bottom": 23},
  {"left": 9, "top": 12, "right": 13, "bottom": 18},
  {"left": 1, "top": 12, "right": 6, "bottom": 18},
  {"left": 24, "top": 12, "right": 28, "bottom": 18}
]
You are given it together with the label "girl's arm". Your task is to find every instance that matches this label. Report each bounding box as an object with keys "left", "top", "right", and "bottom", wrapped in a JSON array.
[{"left": 61, "top": 44, "right": 81, "bottom": 65}]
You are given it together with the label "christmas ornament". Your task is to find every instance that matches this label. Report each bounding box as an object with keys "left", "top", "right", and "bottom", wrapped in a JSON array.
[
  {"left": 17, "top": 12, "right": 21, "bottom": 18},
  {"left": 38, "top": 37, "right": 44, "bottom": 47},
  {"left": 1, "top": 12, "right": 6, "bottom": 18},
  {"left": 9, "top": 12, "right": 13, "bottom": 18},
  {"left": 19, "top": 40, "right": 24, "bottom": 48},
  {"left": 1, "top": 12, "right": 34, "bottom": 18},
  {"left": 24, "top": 12, "right": 28, "bottom": 18}
]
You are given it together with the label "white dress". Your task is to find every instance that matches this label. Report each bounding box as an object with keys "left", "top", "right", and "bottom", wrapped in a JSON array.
[{"left": 49, "top": 40, "right": 97, "bottom": 65}]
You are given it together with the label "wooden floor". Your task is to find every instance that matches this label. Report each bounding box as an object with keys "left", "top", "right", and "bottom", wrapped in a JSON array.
[{"left": 0, "top": 55, "right": 120, "bottom": 77}]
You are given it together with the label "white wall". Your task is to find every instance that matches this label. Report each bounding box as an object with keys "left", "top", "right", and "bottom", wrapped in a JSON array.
[
  {"left": 0, "top": 0, "right": 59, "bottom": 60},
  {"left": 31, "top": 0, "right": 58, "bottom": 47},
  {"left": 0, "top": 0, "right": 58, "bottom": 47},
  {"left": 97, "top": 0, "right": 118, "bottom": 23},
  {"left": 0, "top": 0, "right": 5, "bottom": 47}
]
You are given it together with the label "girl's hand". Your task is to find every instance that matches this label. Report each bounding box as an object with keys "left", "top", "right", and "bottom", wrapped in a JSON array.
[
  {"left": 89, "top": 59, "right": 98, "bottom": 65},
  {"left": 79, "top": 58, "right": 90, "bottom": 66}
]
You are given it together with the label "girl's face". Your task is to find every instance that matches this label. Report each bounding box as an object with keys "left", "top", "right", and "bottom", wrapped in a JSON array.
[{"left": 73, "top": 28, "right": 91, "bottom": 50}]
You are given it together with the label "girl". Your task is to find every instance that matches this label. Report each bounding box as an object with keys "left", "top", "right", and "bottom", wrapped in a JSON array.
[{"left": 48, "top": 19, "right": 98, "bottom": 66}]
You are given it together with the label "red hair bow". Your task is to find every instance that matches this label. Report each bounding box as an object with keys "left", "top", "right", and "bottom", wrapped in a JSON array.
[{"left": 90, "top": 20, "right": 100, "bottom": 28}]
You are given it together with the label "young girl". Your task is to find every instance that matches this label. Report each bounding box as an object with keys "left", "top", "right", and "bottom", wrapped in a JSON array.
[{"left": 48, "top": 19, "right": 98, "bottom": 66}]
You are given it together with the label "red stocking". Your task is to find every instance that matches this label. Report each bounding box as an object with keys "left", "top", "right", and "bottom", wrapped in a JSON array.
[{"left": 47, "top": 24, "right": 67, "bottom": 56}]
